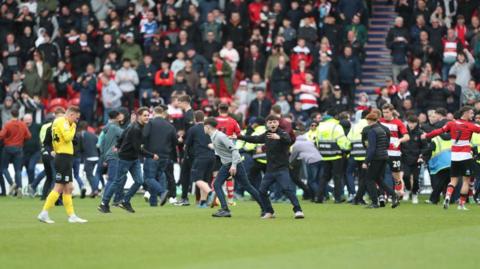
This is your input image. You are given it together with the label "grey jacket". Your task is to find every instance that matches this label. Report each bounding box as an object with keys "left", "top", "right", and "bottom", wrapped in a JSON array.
[
  {"left": 289, "top": 134, "right": 322, "bottom": 164},
  {"left": 115, "top": 67, "right": 139, "bottom": 93},
  {"left": 99, "top": 122, "right": 123, "bottom": 161},
  {"left": 210, "top": 130, "right": 241, "bottom": 168},
  {"left": 102, "top": 80, "right": 123, "bottom": 109}
]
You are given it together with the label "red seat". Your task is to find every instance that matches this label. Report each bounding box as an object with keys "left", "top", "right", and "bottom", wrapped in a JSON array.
[
  {"left": 48, "top": 98, "right": 68, "bottom": 113},
  {"left": 68, "top": 97, "right": 80, "bottom": 107}
]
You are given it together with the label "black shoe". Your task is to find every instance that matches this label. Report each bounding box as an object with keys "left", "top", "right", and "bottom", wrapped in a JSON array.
[
  {"left": 175, "top": 198, "right": 190, "bottom": 206},
  {"left": 365, "top": 203, "right": 379, "bottom": 209},
  {"left": 379, "top": 199, "right": 386, "bottom": 207},
  {"left": 212, "top": 208, "right": 231, "bottom": 218},
  {"left": 119, "top": 202, "right": 135, "bottom": 213},
  {"left": 97, "top": 203, "right": 111, "bottom": 213},
  {"left": 159, "top": 191, "right": 169, "bottom": 207},
  {"left": 391, "top": 196, "right": 400, "bottom": 209},
  {"left": 334, "top": 198, "right": 346, "bottom": 204},
  {"left": 80, "top": 188, "right": 87, "bottom": 199},
  {"left": 352, "top": 199, "right": 366, "bottom": 205}
]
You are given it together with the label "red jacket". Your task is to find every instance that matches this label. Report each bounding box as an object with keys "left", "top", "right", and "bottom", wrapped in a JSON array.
[
  {"left": 248, "top": 2, "right": 263, "bottom": 24},
  {"left": 426, "top": 119, "right": 480, "bottom": 161},
  {"left": 0, "top": 119, "right": 32, "bottom": 147},
  {"left": 215, "top": 115, "right": 241, "bottom": 136},
  {"left": 155, "top": 70, "right": 174, "bottom": 86}
]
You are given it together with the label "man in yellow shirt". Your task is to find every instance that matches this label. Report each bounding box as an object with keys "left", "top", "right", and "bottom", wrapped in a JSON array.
[{"left": 38, "top": 106, "right": 87, "bottom": 224}]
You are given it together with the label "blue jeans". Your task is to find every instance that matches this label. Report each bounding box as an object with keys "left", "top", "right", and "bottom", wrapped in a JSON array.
[
  {"left": 23, "top": 151, "right": 41, "bottom": 184},
  {"left": 143, "top": 158, "right": 168, "bottom": 206},
  {"left": 214, "top": 162, "right": 264, "bottom": 211},
  {"left": 102, "top": 159, "right": 128, "bottom": 204},
  {"left": 259, "top": 169, "right": 302, "bottom": 214},
  {"left": 73, "top": 157, "right": 84, "bottom": 189},
  {"left": 84, "top": 160, "right": 98, "bottom": 192},
  {"left": 103, "top": 159, "right": 143, "bottom": 204},
  {"left": 442, "top": 62, "right": 454, "bottom": 81},
  {"left": 2, "top": 146, "right": 24, "bottom": 188},
  {"left": 306, "top": 161, "right": 322, "bottom": 195},
  {"left": 345, "top": 157, "right": 358, "bottom": 195}
]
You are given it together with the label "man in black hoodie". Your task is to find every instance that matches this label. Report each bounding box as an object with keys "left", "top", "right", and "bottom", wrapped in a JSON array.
[
  {"left": 401, "top": 115, "right": 428, "bottom": 204},
  {"left": 99, "top": 107, "right": 153, "bottom": 213},
  {"left": 142, "top": 106, "right": 177, "bottom": 207}
]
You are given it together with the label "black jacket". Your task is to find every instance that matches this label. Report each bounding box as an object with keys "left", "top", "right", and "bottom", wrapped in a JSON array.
[
  {"left": 366, "top": 123, "right": 390, "bottom": 163},
  {"left": 185, "top": 123, "right": 215, "bottom": 159},
  {"left": 239, "top": 128, "right": 292, "bottom": 172},
  {"left": 80, "top": 131, "right": 99, "bottom": 159},
  {"left": 270, "top": 66, "right": 292, "bottom": 95},
  {"left": 401, "top": 125, "right": 428, "bottom": 165},
  {"left": 117, "top": 122, "right": 152, "bottom": 161},
  {"left": 247, "top": 98, "right": 272, "bottom": 122},
  {"left": 142, "top": 117, "right": 177, "bottom": 159}
]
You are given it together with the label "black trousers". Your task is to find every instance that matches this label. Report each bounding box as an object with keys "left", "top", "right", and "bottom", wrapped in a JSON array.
[
  {"left": 289, "top": 160, "right": 312, "bottom": 199},
  {"left": 353, "top": 161, "right": 368, "bottom": 201},
  {"left": 429, "top": 169, "right": 450, "bottom": 204},
  {"left": 366, "top": 160, "right": 396, "bottom": 204},
  {"left": 249, "top": 160, "right": 266, "bottom": 190},
  {"left": 180, "top": 157, "right": 192, "bottom": 200},
  {"left": 403, "top": 162, "right": 420, "bottom": 194},
  {"left": 318, "top": 159, "right": 344, "bottom": 202},
  {"left": 166, "top": 160, "right": 176, "bottom": 198},
  {"left": 121, "top": 91, "right": 135, "bottom": 112},
  {"left": 41, "top": 154, "right": 55, "bottom": 200}
]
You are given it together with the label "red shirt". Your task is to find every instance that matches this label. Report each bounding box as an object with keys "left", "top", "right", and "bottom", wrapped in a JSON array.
[
  {"left": 380, "top": 118, "right": 408, "bottom": 157},
  {"left": 215, "top": 115, "right": 241, "bottom": 136},
  {"left": 0, "top": 119, "right": 32, "bottom": 147},
  {"left": 426, "top": 119, "right": 480, "bottom": 161}
]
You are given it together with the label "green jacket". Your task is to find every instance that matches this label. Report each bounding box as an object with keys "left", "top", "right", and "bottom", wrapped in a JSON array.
[
  {"left": 120, "top": 43, "right": 143, "bottom": 66},
  {"left": 345, "top": 24, "right": 367, "bottom": 46}
]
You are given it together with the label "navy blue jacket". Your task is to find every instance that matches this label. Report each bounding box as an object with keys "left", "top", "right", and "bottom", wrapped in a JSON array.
[{"left": 185, "top": 123, "right": 215, "bottom": 159}]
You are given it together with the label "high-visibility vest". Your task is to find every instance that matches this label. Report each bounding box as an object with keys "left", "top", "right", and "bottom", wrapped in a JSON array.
[
  {"left": 316, "top": 118, "right": 351, "bottom": 161},
  {"left": 347, "top": 119, "right": 368, "bottom": 161},
  {"left": 472, "top": 133, "right": 480, "bottom": 164},
  {"left": 428, "top": 136, "right": 452, "bottom": 175},
  {"left": 306, "top": 129, "right": 317, "bottom": 144},
  {"left": 242, "top": 126, "right": 267, "bottom": 164}
]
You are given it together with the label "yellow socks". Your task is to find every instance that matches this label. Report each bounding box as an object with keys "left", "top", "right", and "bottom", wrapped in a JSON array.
[
  {"left": 63, "top": 194, "right": 75, "bottom": 216},
  {"left": 42, "top": 191, "right": 60, "bottom": 211}
]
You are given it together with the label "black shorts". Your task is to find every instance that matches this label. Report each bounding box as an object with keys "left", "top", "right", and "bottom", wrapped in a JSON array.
[
  {"left": 54, "top": 154, "right": 74, "bottom": 184},
  {"left": 191, "top": 157, "right": 215, "bottom": 182},
  {"left": 213, "top": 155, "right": 222, "bottom": 172},
  {"left": 388, "top": 156, "right": 401, "bottom": 173},
  {"left": 451, "top": 159, "right": 474, "bottom": 178}
]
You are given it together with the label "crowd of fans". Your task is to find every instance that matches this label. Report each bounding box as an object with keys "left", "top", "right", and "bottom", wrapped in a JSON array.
[{"left": 0, "top": 0, "right": 370, "bottom": 129}]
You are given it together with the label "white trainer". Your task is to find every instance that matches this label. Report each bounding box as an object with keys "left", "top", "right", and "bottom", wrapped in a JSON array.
[
  {"left": 402, "top": 190, "right": 410, "bottom": 201},
  {"left": 143, "top": 191, "right": 151, "bottom": 202},
  {"left": 412, "top": 194, "right": 419, "bottom": 204},
  {"left": 261, "top": 213, "right": 275, "bottom": 219},
  {"left": 68, "top": 215, "right": 88, "bottom": 223},
  {"left": 457, "top": 205, "right": 469, "bottom": 211},
  {"left": 37, "top": 211, "right": 55, "bottom": 224},
  {"left": 294, "top": 211, "right": 305, "bottom": 219},
  {"left": 168, "top": 197, "right": 177, "bottom": 204}
]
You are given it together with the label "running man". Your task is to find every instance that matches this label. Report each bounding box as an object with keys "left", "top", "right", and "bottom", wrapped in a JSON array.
[
  {"left": 422, "top": 106, "right": 480, "bottom": 210},
  {"left": 37, "top": 106, "right": 87, "bottom": 224}
]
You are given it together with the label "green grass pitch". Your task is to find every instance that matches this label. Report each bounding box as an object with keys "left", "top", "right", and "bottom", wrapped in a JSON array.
[{"left": 1, "top": 196, "right": 479, "bottom": 269}]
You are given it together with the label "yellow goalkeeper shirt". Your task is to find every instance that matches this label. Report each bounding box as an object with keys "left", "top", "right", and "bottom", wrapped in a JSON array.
[{"left": 51, "top": 116, "right": 76, "bottom": 155}]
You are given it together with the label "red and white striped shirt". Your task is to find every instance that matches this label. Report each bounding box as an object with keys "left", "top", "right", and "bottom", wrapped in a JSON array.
[
  {"left": 295, "top": 83, "right": 320, "bottom": 111},
  {"left": 426, "top": 120, "right": 480, "bottom": 161},
  {"left": 380, "top": 118, "right": 408, "bottom": 157}
]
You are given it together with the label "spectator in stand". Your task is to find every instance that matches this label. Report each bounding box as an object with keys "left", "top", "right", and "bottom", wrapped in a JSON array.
[
  {"left": 2, "top": 33, "right": 21, "bottom": 75},
  {"left": 315, "top": 52, "right": 338, "bottom": 86},
  {"left": 74, "top": 64, "right": 97, "bottom": 125},
  {"left": 387, "top": 17, "right": 410, "bottom": 84},
  {"left": 446, "top": 74, "right": 462, "bottom": 112},
  {"left": 187, "top": 49, "right": 209, "bottom": 78},
  {"left": 294, "top": 71, "right": 320, "bottom": 115},
  {"left": 412, "top": 31, "right": 439, "bottom": 66},
  {"left": 345, "top": 14, "right": 367, "bottom": 47},
  {"left": 171, "top": 51, "right": 187, "bottom": 76},
  {"left": 328, "top": 85, "right": 349, "bottom": 113},
  {"left": 337, "top": 46, "right": 361, "bottom": 109},
  {"left": 53, "top": 61, "right": 72, "bottom": 98},
  {"left": 442, "top": 28, "right": 463, "bottom": 80},
  {"left": 247, "top": 89, "right": 271, "bottom": 122},
  {"left": 449, "top": 49, "right": 475, "bottom": 91},
  {"left": 247, "top": 73, "right": 267, "bottom": 93},
  {"left": 338, "top": 0, "right": 364, "bottom": 24},
  {"left": 101, "top": 75, "right": 122, "bottom": 123},
  {"left": 120, "top": 32, "right": 143, "bottom": 67},
  {"left": 71, "top": 33, "right": 94, "bottom": 77},
  {"left": 291, "top": 38, "right": 313, "bottom": 72},
  {"left": 270, "top": 55, "right": 292, "bottom": 99},
  {"left": 115, "top": 58, "right": 139, "bottom": 112},
  {"left": 265, "top": 44, "right": 289, "bottom": 83},
  {"left": 223, "top": 11, "right": 248, "bottom": 52},
  {"left": 209, "top": 53, "right": 233, "bottom": 98},
  {"left": 219, "top": 40, "right": 240, "bottom": 78},
  {"left": 22, "top": 61, "right": 42, "bottom": 98},
  {"left": 410, "top": 15, "right": 428, "bottom": 45},
  {"left": 429, "top": 17, "right": 447, "bottom": 56},
  {"left": 155, "top": 61, "right": 175, "bottom": 104},
  {"left": 398, "top": 57, "right": 423, "bottom": 94},
  {"left": 201, "top": 31, "right": 221, "bottom": 64},
  {"left": 0, "top": 108, "right": 31, "bottom": 197},
  {"left": 391, "top": 81, "right": 412, "bottom": 111},
  {"left": 425, "top": 79, "right": 451, "bottom": 111},
  {"left": 461, "top": 79, "right": 480, "bottom": 106},
  {"left": 32, "top": 50, "right": 52, "bottom": 98},
  {"left": 244, "top": 43, "right": 266, "bottom": 80},
  {"left": 137, "top": 55, "right": 157, "bottom": 107}
]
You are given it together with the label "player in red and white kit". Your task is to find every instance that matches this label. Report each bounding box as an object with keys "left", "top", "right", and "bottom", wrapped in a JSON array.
[
  {"left": 422, "top": 106, "right": 480, "bottom": 210},
  {"left": 380, "top": 104, "right": 410, "bottom": 196},
  {"left": 214, "top": 103, "right": 241, "bottom": 206}
]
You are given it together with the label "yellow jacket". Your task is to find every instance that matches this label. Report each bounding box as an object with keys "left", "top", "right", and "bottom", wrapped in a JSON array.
[
  {"left": 316, "top": 118, "right": 350, "bottom": 161},
  {"left": 51, "top": 116, "right": 76, "bottom": 155}
]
